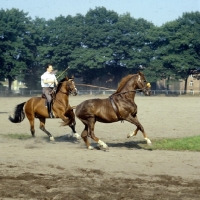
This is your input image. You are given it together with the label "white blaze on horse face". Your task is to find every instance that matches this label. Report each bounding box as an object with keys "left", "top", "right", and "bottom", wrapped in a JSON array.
[
  {"left": 138, "top": 75, "right": 141, "bottom": 82},
  {"left": 72, "top": 81, "right": 77, "bottom": 92}
]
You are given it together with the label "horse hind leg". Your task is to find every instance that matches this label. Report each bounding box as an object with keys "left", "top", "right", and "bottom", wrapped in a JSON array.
[
  {"left": 127, "top": 115, "right": 152, "bottom": 145},
  {"left": 39, "top": 118, "right": 54, "bottom": 141},
  {"left": 26, "top": 114, "right": 35, "bottom": 137},
  {"left": 81, "top": 123, "right": 93, "bottom": 149}
]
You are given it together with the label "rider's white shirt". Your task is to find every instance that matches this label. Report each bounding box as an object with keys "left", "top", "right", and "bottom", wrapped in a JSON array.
[{"left": 41, "top": 72, "right": 57, "bottom": 87}]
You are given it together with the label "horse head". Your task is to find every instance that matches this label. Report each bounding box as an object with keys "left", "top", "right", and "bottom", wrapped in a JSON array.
[
  {"left": 136, "top": 71, "right": 151, "bottom": 96},
  {"left": 57, "top": 76, "right": 78, "bottom": 96},
  {"left": 66, "top": 76, "right": 78, "bottom": 96}
]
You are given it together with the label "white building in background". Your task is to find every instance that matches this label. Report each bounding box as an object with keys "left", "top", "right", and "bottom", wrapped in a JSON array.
[
  {"left": 0, "top": 79, "right": 26, "bottom": 92},
  {"left": 156, "top": 75, "right": 200, "bottom": 94}
]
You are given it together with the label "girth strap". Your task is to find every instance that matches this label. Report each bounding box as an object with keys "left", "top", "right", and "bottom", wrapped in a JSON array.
[{"left": 109, "top": 96, "right": 122, "bottom": 120}]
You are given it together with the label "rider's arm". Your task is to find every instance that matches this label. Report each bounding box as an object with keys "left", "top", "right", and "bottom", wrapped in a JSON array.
[{"left": 43, "top": 79, "right": 55, "bottom": 84}]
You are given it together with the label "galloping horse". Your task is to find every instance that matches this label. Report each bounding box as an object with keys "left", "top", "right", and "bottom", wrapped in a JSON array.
[
  {"left": 9, "top": 76, "right": 79, "bottom": 141},
  {"left": 75, "top": 71, "right": 151, "bottom": 150}
]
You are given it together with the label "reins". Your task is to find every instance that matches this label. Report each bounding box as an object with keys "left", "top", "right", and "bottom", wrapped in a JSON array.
[
  {"left": 76, "top": 83, "right": 142, "bottom": 94},
  {"left": 76, "top": 84, "right": 113, "bottom": 90},
  {"left": 111, "top": 89, "right": 143, "bottom": 96}
]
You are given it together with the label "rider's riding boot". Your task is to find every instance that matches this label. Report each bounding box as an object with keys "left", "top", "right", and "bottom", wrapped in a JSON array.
[{"left": 47, "top": 102, "right": 54, "bottom": 118}]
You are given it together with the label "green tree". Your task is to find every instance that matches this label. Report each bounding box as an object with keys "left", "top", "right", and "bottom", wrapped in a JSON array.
[
  {"left": 0, "top": 8, "right": 35, "bottom": 90},
  {"left": 68, "top": 7, "right": 155, "bottom": 83},
  {"left": 145, "top": 11, "right": 200, "bottom": 91},
  {"left": 24, "top": 17, "right": 51, "bottom": 89}
]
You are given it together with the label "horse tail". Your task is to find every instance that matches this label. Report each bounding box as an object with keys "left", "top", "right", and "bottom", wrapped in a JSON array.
[{"left": 9, "top": 102, "right": 26, "bottom": 123}]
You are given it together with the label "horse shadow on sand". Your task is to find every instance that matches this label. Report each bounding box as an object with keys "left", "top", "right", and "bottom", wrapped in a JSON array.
[
  {"left": 42, "top": 134, "right": 81, "bottom": 144},
  {"left": 41, "top": 135, "right": 152, "bottom": 151},
  {"left": 106, "top": 140, "right": 153, "bottom": 151}
]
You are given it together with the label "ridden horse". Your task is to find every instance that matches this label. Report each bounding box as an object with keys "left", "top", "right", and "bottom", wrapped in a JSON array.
[
  {"left": 9, "top": 76, "right": 79, "bottom": 141},
  {"left": 75, "top": 71, "right": 151, "bottom": 150}
]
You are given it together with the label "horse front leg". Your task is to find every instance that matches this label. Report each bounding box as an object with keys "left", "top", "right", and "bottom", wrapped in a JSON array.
[
  {"left": 126, "top": 115, "right": 152, "bottom": 145},
  {"left": 87, "top": 118, "right": 108, "bottom": 150},
  {"left": 59, "top": 114, "right": 80, "bottom": 139},
  {"left": 39, "top": 118, "right": 54, "bottom": 141},
  {"left": 69, "top": 121, "right": 81, "bottom": 139}
]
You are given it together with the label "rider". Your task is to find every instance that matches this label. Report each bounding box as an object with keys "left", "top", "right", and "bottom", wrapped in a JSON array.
[{"left": 41, "top": 64, "right": 58, "bottom": 118}]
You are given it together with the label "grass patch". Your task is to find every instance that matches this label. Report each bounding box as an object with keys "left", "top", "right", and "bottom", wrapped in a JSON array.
[
  {"left": 148, "top": 135, "right": 200, "bottom": 151},
  {"left": 1, "top": 133, "right": 32, "bottom": 140}
]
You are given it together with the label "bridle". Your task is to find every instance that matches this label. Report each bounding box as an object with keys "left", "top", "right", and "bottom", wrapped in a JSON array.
[
  {"left": 111, "top": 88, "right": 146, "bottom": 96},
  {"left": 54, "top": 80, "right": 77, "bottom": 95},
  {"left": 111, "top": 81, "right": 151, "bottom": 96}
]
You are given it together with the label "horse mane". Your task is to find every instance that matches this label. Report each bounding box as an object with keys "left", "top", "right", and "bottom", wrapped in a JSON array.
[
  {"left": 113, "top": 74, "right": 135, "bottom": 94},
  {"left": 56, "top": 77, "right": 67, "bottom": 94}
]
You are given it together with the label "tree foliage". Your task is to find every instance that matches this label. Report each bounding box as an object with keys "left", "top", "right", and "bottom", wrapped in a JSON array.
[
  {"left": 0, "top": 8, "right": 200, "bottom": 91},
  {"left": 0, "top": 8, "right": 35, "bottom": 89}
]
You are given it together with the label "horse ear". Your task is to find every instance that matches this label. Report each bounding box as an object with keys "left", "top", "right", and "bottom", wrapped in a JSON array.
[
  {"left": 65, "top": 76, "right": 69, "bottom": 81},
  {"left": 138, "top": 71, "right": 143, "bottom": 76},
  {"left": 71, "top": 75, "right": 74, "bottom": 79}
]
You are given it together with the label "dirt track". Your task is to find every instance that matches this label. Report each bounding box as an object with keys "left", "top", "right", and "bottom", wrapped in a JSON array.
[{"left": 0, "top": 95, "right": 200, "bottom": 199}]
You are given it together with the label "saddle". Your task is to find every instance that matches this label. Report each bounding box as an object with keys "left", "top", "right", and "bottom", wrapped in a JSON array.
[{"left": 41, "top": 88, "right": 56, "bottom": 100}]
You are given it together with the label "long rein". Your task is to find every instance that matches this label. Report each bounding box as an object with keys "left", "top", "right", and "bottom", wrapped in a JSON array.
[{"left": 75, "top": 83, "right": 144, "bottom": 96}]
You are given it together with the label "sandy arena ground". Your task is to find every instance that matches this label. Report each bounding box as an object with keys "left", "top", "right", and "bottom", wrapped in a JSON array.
[{"left": 0, "top": 95, "right": 200, "bottom": 200}]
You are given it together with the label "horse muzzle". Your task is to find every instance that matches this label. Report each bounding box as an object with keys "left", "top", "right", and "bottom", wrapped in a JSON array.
[{"left": 71, "top": 89, "right": 78, "bottom": 96}]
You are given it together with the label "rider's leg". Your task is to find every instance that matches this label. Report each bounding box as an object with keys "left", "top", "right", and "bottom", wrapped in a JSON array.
[
  {"left": 43, "top": 88, "right": 54, "bottom": 118},
  {"left": 47, "top": 101, "right": 54, "bottom": 118}
]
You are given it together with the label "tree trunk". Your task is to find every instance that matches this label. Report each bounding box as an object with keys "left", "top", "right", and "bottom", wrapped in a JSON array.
[
  {"left": 184, "top": 77, "right": 188, "bottom": 94},
  {"left": 166, "top": 76, "right": 170, "bottom": 90},
  {"left": 7, "top": 76, "right": 13, "bottom": 91}
]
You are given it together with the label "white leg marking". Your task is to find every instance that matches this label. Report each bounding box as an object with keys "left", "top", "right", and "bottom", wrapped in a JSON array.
[
  {"left": 144, "top": 137, "right": 152, "bottom": 144},
  {"left": 73, "top": 133, "right": 81, "bottom": 139},
  {"left": 98, "top": 139, "right": 108, "bottom": 149},
  {"left": 127, "top": 132, "right": 134, "bottom": 138},
  {"left": 88, "top": 145, "right": 94, "bottom": 150},
  {"left": 50, "top": 136, "right": 55, "bottom": 141},
  {"left": 127, "top": 131, "right": 137, "bottom": 138}
]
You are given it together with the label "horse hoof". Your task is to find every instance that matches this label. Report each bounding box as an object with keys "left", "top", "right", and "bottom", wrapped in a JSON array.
[
  {"left": 50, "top": 136, "right": 55, "bottom": 141},
  {"left": 98, "top": 143, "right": 109, "bottom": 151},
  {"left": 147, "top": 142, "right": 152, "bottom": 146},
  {"left": 145, "top": 138, "right": 152, "bottom": 145},
  {"left": 88, "top": 146, "right": 94, "bottom": 150}
]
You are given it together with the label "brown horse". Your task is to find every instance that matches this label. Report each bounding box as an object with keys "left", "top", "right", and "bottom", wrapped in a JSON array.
[
  {"left": 75, "top": 71, "right": 152, "bottom": 150},
  {"left": 9, "top": 76, "right": 80, "bottom": 141}
]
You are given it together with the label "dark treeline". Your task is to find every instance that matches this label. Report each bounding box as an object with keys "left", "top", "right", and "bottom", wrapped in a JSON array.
[{"left": 0, "top": 7, "right": 200, "bottom": 91}]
